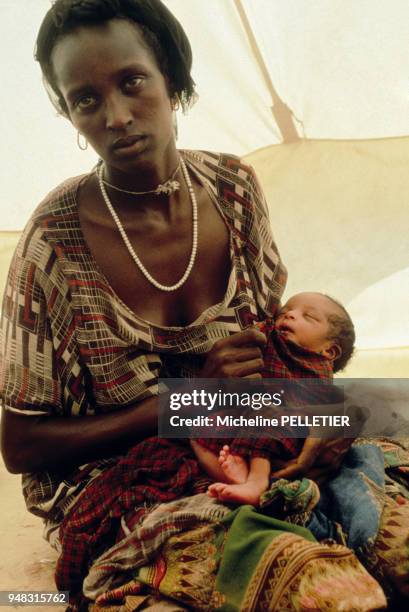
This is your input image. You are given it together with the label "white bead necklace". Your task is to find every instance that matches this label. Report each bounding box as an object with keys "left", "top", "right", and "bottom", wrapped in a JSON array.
[{"left": 97, "top": 158, "right": 198, "bottom": 292}]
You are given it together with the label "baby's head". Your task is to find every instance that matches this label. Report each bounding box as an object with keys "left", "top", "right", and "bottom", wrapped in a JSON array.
[{"left": 275, "top": 292, "right": 355, "bottom": 372}]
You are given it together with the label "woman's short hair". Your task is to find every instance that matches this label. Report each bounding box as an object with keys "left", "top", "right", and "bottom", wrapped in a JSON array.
[{"left": 35, "top": 0, "right": 196, "bottom": 117}]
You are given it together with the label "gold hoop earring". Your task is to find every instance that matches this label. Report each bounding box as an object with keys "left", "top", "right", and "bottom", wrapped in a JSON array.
[{"left": 77, "top": 132, "right": 88, "bottom": 151}]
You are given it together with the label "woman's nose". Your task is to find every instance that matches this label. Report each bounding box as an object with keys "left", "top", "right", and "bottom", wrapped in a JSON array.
[{"left": 105, "top": 96, "right": 133, "bottom": 131}]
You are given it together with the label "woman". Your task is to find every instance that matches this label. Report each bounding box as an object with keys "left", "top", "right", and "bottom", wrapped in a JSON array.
[{"left": 0, "top": 1, "right": 407, "bottom": 610}]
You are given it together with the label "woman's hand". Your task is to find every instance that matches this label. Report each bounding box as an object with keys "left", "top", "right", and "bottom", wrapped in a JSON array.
[
  {"left": 271, "top": 436, "right": 354, "bottom": 485},
  {"left": 199, "top": 329, "right": 267, "bottom": 378}
]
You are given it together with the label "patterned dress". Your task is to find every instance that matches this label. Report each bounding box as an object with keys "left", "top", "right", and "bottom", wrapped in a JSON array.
[
  {"left": 2, "top": 151, "right": 407, "bottom": 611},
  {"left": 0, "top": 150, "right": 286, "bottom": 544}
]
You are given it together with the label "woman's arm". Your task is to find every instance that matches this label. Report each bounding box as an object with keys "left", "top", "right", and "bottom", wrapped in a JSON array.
[
  {"left": 2, "top": 327, "right": 267, "bottom": 474},
  {"left": 1, "top": 228, "right": 163, "bottom": 474},
  {"left": 1, "top": 396, "right": 159, "bottom": 474}
]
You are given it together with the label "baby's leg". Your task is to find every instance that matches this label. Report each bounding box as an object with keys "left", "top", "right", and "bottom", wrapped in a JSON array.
[
  {"left": 190, "top": 440, "right": 230, "bottom": 482},
  {"left": 208, "top": 457, "right": 271, "bottom": 506}
]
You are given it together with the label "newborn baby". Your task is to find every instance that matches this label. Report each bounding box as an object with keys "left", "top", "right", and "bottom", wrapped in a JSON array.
[{"left": 191, "top": 292, "right": 355, "bottom": 505}]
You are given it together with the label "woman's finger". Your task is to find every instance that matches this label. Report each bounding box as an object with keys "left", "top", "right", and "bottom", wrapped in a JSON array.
[
  {"left": 228, "top": 346, "right": 264, "bottom": 362},
  {"left": 243, "top": 373, "right": 263, "bottom": 379},
  {"left": 212, "top": 329, "right": 267, "bottom": 351},
  {"left": 304, "top": 464, "right": 340, "bottom": 484},
  {"left": 205, "top": 347, "right": 265, "bottom": 376},
  {"left": 223, "top": 358, "right": 265, "bottom": 378},
  {"left": 271, "top": 461, "right": 337, "bottom": 483},
  {"left": 270, "top": 437, "right": 323, "bottom": 479},
  {"left": 271, "top": 453, "right": 340, "bottom": 483},
  {"left": 292, "top": 436, "right": 323, "bottom": 467},
  {"left": 200, "top": 330, "right": 268, "bottom": 377},
  {"left": 271, "top": 436, "right": 352, "bottom": 481},
  {"left": 271, "top": 461, "right": 304, "bottom": 480}
]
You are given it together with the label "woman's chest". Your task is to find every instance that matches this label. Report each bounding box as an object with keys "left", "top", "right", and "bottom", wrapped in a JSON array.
[{"left": 79, "top": 183, "right": 232, "bottom": 327}]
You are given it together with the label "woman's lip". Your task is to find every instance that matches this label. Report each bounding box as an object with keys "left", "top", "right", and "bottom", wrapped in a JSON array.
[
  {"left": 111, "top": 136, "right": 147, "bottom": 157},
  {"left": 111, "top": 135, "right": 145, "bottom": 150}
]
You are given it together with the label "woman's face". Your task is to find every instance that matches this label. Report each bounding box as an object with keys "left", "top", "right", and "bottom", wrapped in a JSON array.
[{"left": 51, "top": 19, "right": 176, "bottom": 174}]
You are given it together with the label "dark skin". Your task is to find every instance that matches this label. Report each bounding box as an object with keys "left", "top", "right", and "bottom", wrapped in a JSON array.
[
  {"left": 78, "top": 170, "right": 231, "bottom": 327},
  {"left": 1, "top": 19, "right": 351, "bottom": 478}
]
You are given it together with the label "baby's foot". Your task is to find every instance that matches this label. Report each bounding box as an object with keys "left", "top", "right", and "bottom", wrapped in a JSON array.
[
  {"left": 207, "top": 482, "right": 228, "bottom": 498},
  {"left": 218, "top": 445, "right": 249, "bottom": 484},
  {"left": 207, "top": 479, "right": 269, "bottom": 506}
]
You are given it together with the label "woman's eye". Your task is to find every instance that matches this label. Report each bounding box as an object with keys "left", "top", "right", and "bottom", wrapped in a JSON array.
[
  {"left": 123, "top": 76, "right": 144, "bottom": 91},
  {"left": 75, "top": 95, "right": 97, "bottom": 111}
]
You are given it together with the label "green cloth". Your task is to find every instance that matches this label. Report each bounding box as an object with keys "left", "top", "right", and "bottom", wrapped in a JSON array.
[{"left": 214, "top": 505, "right": 316, "bottom": 612}]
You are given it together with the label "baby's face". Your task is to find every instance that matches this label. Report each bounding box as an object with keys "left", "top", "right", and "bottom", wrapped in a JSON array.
[{"left": 275, "top": 292, "right": 342, "bottom": 354}]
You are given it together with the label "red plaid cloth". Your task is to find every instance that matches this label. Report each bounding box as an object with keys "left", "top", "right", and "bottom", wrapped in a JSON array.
[
  {"left": 55, "top": 438, "right": 209, "bottom": 609},
  {"left": 259, "top": 319, "right": 333, "bottom": 380},
  {"left": 196, "top": 319, "right": 333, "bottom": 462}
]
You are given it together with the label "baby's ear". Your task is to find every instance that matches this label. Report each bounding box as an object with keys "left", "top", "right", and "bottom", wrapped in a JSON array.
[{"left": 322, "top": 343, "right": 342, "bottom": 362}]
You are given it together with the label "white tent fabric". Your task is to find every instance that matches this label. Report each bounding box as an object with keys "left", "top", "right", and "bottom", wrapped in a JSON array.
[
  {"left": 1, "top": 0, "right": 408, "bottom": 375},
  {"left": 244, "top": 138, "right": 409, "bottom": 306},
  {"left": 171, "top": 0, "right": 409, "bottom": 144},
  {"left": 2, "top": 0, "right": 409, "bottom": 229}
]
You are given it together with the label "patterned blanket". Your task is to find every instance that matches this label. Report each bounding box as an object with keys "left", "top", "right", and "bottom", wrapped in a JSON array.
[
  {"left": 55, "top": 436, "right": 409, "bottom": 610},
  {"left": 55, "top": 438, "right": 209, "bottom": 607},
  {"left": 84, "top": 503, "right": 387, "bottom": 612},
  {"left": 261, "top": 443, "right": 385, "bottom": 552}
]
